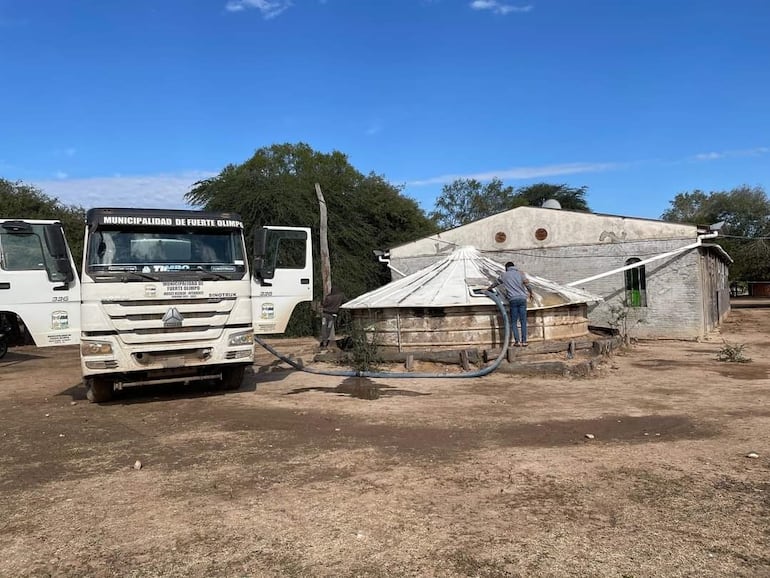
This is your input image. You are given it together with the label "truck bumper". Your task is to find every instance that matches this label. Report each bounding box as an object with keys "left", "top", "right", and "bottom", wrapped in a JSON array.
[{"left": 80, "top": 334, "right": 254, "bottom": 379}]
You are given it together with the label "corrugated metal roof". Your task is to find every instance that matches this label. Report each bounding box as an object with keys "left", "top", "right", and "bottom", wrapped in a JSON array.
[{"left": 342, "top": 246, "right": 602, "bottom": 310}]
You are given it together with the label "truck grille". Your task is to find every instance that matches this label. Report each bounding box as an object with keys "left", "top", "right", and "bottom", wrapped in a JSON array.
[{"left": 101, "top": 297, "right": 238, "bottom": 344}]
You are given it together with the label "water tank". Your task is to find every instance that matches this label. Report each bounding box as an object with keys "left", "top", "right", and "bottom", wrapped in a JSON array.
[{"left": 542, "top": 199, "right": 562, "bottom": 209}]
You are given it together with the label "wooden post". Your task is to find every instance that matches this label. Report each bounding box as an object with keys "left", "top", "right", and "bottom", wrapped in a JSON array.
[
  {"left": 460, "top": 350, "right": 470, "bottom": 371},
  {"left": 315, "top": 183, "right": 331, "bottom": 298},
  {"left": 315, "top": 183, "right": 333, "bottom": 342}
]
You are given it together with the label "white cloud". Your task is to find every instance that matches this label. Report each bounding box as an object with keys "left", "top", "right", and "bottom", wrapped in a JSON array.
[
  {"left": 470, "top": 1, "right": 532, "bottom": 15},
  {"left": 365, "top": 122, "right": 382, "bottom": 136},
  {"left": 409, "top": 145, "right": 769, "bottom": 188},
  {"left": 31, "top": 171, "right": 217, "bottom": 209},
  {"left": 54, "top": 171, "right": 68, "bottom": 179},
  {"left": 691, "top": 147, "right": 769, "bottom": 162},
  {"left": 53, "top": 147, "right": 77, "bottom": 158},
  {"left": 693, "top": 152, "right": 723, "bottom": 161},
  {"left": 408, "top": 161, "right": 618, "bottom": 186},
  {"left": 225, "top": 0, "right": 292, "bottom": 18}
]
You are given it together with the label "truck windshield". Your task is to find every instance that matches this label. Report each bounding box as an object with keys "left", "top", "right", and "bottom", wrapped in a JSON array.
[{"left": 86, "top": 228, "right": 246, "bottom": 280}]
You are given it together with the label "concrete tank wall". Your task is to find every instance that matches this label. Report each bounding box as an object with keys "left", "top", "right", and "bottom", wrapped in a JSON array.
[{"left": 349, "top": 304, "right": 589, "bottom": 351}]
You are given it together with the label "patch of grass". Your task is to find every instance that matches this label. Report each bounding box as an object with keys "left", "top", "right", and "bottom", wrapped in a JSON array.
[
  {"left": 348, "top": 321, "right": 383, "bottom": 373},
  {"left": 607, "top": 299, "right": 647, "bottom": 346},
  {"left": 716, "top": 341, "right": 752, "bottom": 363}
]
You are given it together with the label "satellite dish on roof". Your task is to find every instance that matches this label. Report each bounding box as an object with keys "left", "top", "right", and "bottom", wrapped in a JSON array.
[{"left": 542, "top": 199, "right": 562, "bottom": 209}]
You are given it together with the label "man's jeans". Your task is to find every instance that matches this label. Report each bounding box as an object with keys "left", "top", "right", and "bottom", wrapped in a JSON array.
[
  {"left": 509, "top": 297, "right": 528, "bottom": 344},
  {"left": 321, "top": 313, "right": 337, "bottom": 345}
]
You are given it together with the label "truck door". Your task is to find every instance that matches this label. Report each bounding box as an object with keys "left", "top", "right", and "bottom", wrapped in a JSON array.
[
  {"left": 251, "top": 226, "right": 313, "bottom": 334},
  {"left": 0, "top": 221, "right": 81, "bottom": 348}
]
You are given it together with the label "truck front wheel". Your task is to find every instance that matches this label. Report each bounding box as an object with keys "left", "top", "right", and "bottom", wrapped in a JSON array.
[
  {"left": 221, "top": 366, "right": 246, "bottom": 391},
  {"left": 86, "top": 377, "right": 114, "bottom": 403}
]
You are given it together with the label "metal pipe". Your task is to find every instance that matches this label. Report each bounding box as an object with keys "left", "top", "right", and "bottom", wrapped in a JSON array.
[
  {"left": 377, "top": 253, "right": 407, "bottom": 278},
  {"left": 114, "top": 373, "right": 221, "bottom": 390}
]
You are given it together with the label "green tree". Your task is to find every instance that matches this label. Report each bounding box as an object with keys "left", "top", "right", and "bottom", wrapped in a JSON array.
[
  {"left": 660, "top": 190, "right": 710, "bottom": 223},
  {"left": 186, "top": 143, "right": 436, "bottom": 335},
  {"left": 661, "top": 185, "right": 770, "bottom": 280},
  {"left": 0, "top": 179, "right": 86, "bottom": 267},
  {"left": 430, "top": 179, "right": 591, "bottom": 229},
  {"left": 515, "top": 183, "right": 590, "bottom": 212},
  {"left": 429, "top": 178, "right": 515, "bottom": 229}
]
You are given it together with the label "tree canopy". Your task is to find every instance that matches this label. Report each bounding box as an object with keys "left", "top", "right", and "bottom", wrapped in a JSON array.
[
  {"left": 186, "top": 142, "right": 436, "bottom": 335},
  {"left": 515, "top": 183, "right": 590, "bottom": 212},
  {"left": 429, "top": 179, "right": 590, "bottom": 229},
  {"left": 428, "top": 178, "right": 515, "bottom": 229},
  {"left": 661, "top": 185, "right": 770, "bottom": 280},
  {"left": 0, "top": 179, "right": 86, "bottom": 267}
]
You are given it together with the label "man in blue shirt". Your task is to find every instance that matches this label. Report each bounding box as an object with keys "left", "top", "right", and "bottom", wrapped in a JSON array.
[{"left": 488, "top": 262, "right": 534, "bottom": 347}]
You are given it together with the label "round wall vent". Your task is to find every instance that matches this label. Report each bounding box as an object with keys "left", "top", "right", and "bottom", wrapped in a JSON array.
[
  {"left": 535, "top": 228, "right": 548, "bottom": 241},
  {"left": 495, "top": 231, "right": 507, "bottom": 243}
]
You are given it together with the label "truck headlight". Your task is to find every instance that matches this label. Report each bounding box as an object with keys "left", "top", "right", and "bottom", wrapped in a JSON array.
[
  {"left": 228, "top": 330, "right": 254, "bottom": 347},
  {"left": 81, "top": 340, "right": 113, "bottom": 356}
]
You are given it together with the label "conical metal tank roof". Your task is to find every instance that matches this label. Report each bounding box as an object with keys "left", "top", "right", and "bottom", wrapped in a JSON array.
[{"left": 342, "top": 246, "right": 601, "bottom": 310}]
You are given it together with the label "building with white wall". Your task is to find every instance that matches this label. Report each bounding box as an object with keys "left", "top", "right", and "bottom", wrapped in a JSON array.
[{"left": 386, "top": 206, "right": 731, "bottom": 339}]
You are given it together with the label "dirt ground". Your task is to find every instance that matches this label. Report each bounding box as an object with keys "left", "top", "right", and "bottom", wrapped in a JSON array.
[{"left": 1, "top": 309, "right": 769, "bottom": 578}]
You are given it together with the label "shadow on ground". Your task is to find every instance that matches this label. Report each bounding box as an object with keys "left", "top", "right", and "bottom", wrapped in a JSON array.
[{"left": 288, "top": 376, "right": 430, "bottom": 400}]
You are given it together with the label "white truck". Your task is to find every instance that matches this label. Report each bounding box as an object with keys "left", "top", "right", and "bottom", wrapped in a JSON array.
[
  {"left": 0, "top": 218, "right": 81, "bottom": 357},
  {"left": 0, "top": 208, "right": 313, "bottom": 402}
]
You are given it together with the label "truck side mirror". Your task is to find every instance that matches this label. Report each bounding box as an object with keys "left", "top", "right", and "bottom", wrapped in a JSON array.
[
  {"left": 43, "top": 224, "right": 76, "bottom": 284},
  {"left": 252, "top": 227, "right": 275, "bottom": 280}
]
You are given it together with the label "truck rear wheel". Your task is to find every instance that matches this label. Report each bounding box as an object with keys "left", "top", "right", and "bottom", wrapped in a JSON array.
[
  {"left": 0, "top": 338, "right": 7, "bottom": 359},
  {"left": 86, "top": 377, "right": 114, "bottom": 403},
  {"left": 221, "top": 366, "right": 246, "bottom": 391}
]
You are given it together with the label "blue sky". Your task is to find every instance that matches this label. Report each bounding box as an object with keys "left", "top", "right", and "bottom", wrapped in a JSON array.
[{"left": 1, "top": 0, "right": 768, "bottom": 220}]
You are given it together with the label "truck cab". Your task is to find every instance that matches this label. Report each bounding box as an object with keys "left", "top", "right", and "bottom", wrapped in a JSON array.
[
  {"left": 78, "top": 208, "right": 312, "bottom": 402},
  {"left": 0, "top": 219, "right": 81, "bottom": 357}
]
